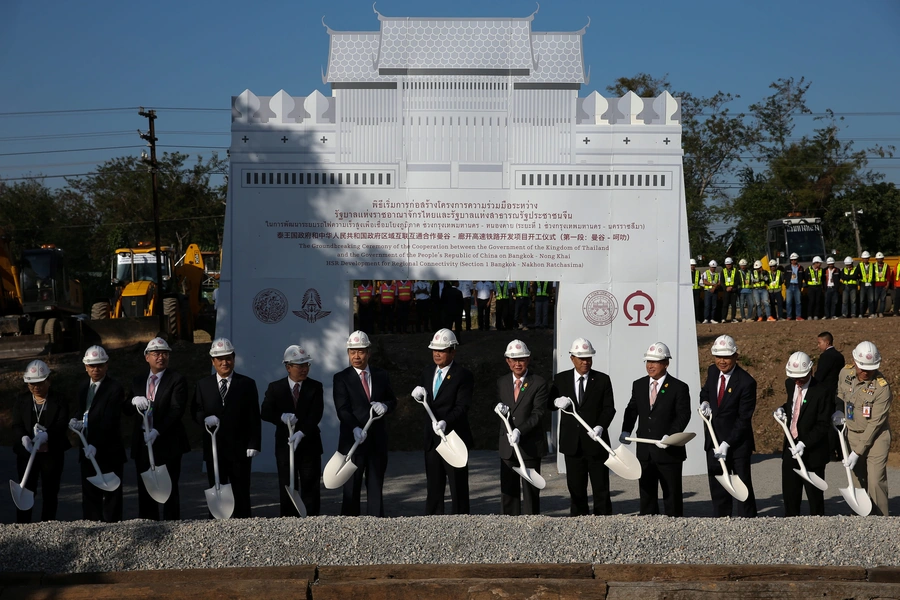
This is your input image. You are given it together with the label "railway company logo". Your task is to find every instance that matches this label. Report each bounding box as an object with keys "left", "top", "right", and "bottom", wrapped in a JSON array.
[
  {"left": 252, "top": 288, "right": 289, "bottom": 324},
  {"left": 582, "top": 290, "right": 618, "bottom": 326},
  {"left": 624, "top": 290, "right": 655, "bottom": 326},
  {"left": 293, "top": 288, "right": 332, "bottom": 323}
]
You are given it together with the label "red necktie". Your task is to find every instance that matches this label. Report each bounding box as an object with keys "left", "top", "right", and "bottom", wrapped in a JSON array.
[
  {"left": 292, "top": 382, "right": 300, "bottom": 409},
  {"left": 716, "top": 374, "right": 725, "bottom": 406},
  {"left": 360, "top": 371, "right": 371, "bottom": 401}
]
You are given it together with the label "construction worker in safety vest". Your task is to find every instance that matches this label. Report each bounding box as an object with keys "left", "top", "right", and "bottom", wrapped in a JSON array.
[
  {"left": 533, "top": 281, "right": 553, "bottom": 329},
  {"left": 823, "top": 257, "right": 841, "bottom": 319},
  {"left": 858, "top": 251, "right": 876, "bottom": 317},
  {"left": 721, "top": 258, "right": 739, "bottom": 323},
  {"left": 750, "top": 260, "right": 774, "bottom": 321},
  {"left": 806, "top": 257, "right": 824, "bottom": 320},
  {"left": 873, "top": 252, "right": 893, "bottom": 317},
  {"left": 356, "top": 280, "right": 376, "bottom": 334},
  {"left": 494, "top": 280, "right": 512, "bottom": 331},
  {"left": 767, "top": 259, "right": 785, "bottom": 320},
  {"left": 691, "top": 259, "right": 703, "bottom": 323},
  {"left": 513, "top": 281, "right": 532, "bottom": 330},
  {"left": 841, "top": 257, "right": 860, "bottom": 318},
  {"left": 737, "top": 259, "right": 753, "bottom": 322},
  {"left": 377, "top": 280, "right": 397, "bottom": 333},
  {"left": 394, "top": 280, "right": 413, "bottom": 334},
  {"left": 701, "top": 260, "right": 720, "bottom": 324}
]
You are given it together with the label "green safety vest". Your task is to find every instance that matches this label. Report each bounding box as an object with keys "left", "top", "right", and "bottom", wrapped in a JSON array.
[
  {"left": 494, "top": 282, "right": 509, "bottom": 300},
  {"left": 692, "top": 270, "right": 701, "bottom": 290},
  {"left": 535, "top": 281, "right": 550, "bottom": 297},
  {"left": 875, "top": 263, "right": 889, "bottom": 282},
  {"left": 738, "top": 270, "right": 752, "bottom": 288},
  {"left": 516, "top": 281, "right": 529, "bottom": 297},
  {"left": 768, "top": 270, "right": 783, "bottom": 291},
  {"left": 842, "top": 267, "right": 858, "bottom": 285},
  {"left": 860, "top": 263, "right": 874, "bottom": 283},
  {"left": 723, "top": 268, "right": 736, "bottom": 286},
  {"left": 704, "top": 270, "right": 719, "bottom": 288},
  {"left": 752, "top": 270, "right": 768, "bottom": 289},
  {"left": 807, "top": 268, "right": 822, "bottom": 286}
]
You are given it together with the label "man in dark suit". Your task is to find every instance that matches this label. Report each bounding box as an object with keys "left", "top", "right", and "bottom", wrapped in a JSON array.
[
  {"left": 261, "top": 344, "right": 324, "bottom": 517},
  {"left": 192, "top": 338, "right": 261, "bottom": 518},
  {"left": 814, "top": 331, "right": 845, "bottom": 398},
  {"left": 127, "top": 337, "right": 191, "bottom": 521},
  {"left": 775, "top": 351, "right": 831, "bottom": 516},
  {"left": 550, "top": 337, "right": 615, "bottom": 516},
  {"left": 699, "top": 334, "right": 758, "bottom": 517},
  {"left": 333, "top": 330, "right": 397, "bottom": 517},
  {"left": 496, "top": 339, "right": 548, "bottom": 515},
  {"left": 71, "top": 346, "right": 127, "bottom": 522},
  {"left": 620, "top": 342, "right": 692, "bottom": 516},
  {"left": 441, "top": 281, "right": 464, "bottom": 342},
  {"left": 411, "top": 328, "right": 474, "bottom": 515}
]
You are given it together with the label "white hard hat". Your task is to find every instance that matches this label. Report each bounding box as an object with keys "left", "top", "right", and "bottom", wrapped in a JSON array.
[
  {"left": 861, "top": 251, "right": 871, "bottom": 259},
  {"left": 876, "top": 252, "right": 885, "bottom": 259},
  {"left": 768, "top": 259, "right": 777, "bottom": 267},
  {"left": 844, "top": 256, "right": 853, "bottom": 265},
  {"left": 428, "top": 328, "right": 458, "bottom": 350},
  {"left": 82, "top": 345, "right": 109, "bottom": 365},
  {"left": 812, "top": 256, "right": 822, "bottom": 264},
  {"left": 144, "top": 337, "right": 172, "bottom": 354},
  {"left": 643, "top": 342, "right": 672, "bottom": 362},
  {"left": 283, "top": 345, "right": 312, "bottom": 365},
  {"left": 209, "top": 337, "right": 235, "bottom": 357},
  {"left": 753, "top": 260, "right": 762, "bottom": 269},
  {"left": 690, "top": 259, "right": 697, "bottom": 266},
  {"left": 24, "top": 359, "right": 50, "bottom": 383},
  {"left": 738, "top": 259, "right": 747, "bottom": 267},
  {"left": 505, "top": 339, "right": 531, "bottom": 359},
  {"left": 568, "top": 338, "right": 596, "bottom": 358},
  {"left": 711, "top": 335, "right": 738, "bottom": 357},
  {"left": 709, "top": 260, "right": 718, "bottom": 268},
  {"left": 724, "top": 257, "right": 733, "bottom": 265},
  {"left": 346, "top": 330, "right": 371, "bottom": 349},
  {"left": 826, "top": 257, "right": 835, "bottom": 264},
  {"left": 789, "top": 252, "right": 799, "bottom": 260},
  {"left": 852, "top": 341, "right": 881, "bottom": 371},
  {"left": 785, "top": 351, "right": 813, "bottom": 378}
]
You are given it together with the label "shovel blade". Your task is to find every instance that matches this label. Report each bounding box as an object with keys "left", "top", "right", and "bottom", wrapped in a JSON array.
[
  {"left": 285, "top": 486, "right": 308, "bottom": 517},
  {"left": 660, "top": 432, "right": 696, "bottom": 447},
  {"left": 513, "top": 466, "right": 546, "bottom": 490},
  {"left": 9, "top": 481, "right": 34, "bottom": 511},
  {"left": 205, "top": 483, "right": 235, "bottom": 520},
  {"left": 715, "top": 472, "right": 750, "bottom": 502},
  {"left": 839, "top": 485, "right": 873, "bottom": 516},
  {"left": 323, "top": 451, "right": 357, "bottom": 489},
  {"left": 87, "top": 472, "right": 121, "bottom": 492},
  {"left": 436, "top": 432, "right": 468, "bottom": 468},
  {"left": 603, "top": 445, "right": 642, "bottom": 480},
  {"left": 141, "top": 464, "right": 172, "bottom": 504},
  {"left": 793, "top": 468, "right": 828, "bottom": 492}
]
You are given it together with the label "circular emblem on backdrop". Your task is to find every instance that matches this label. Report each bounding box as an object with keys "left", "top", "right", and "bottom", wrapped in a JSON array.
[
  {"left": 582, "top": 290, "right": 618, "bottom": 326},
  {"left": 252, "top": 288, "right": 288, "bottom": 324}
]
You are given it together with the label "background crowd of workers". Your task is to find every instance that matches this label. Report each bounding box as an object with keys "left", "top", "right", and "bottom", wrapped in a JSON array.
[{"left": 691, "top": 251, "right": 898, "bottom": 323}]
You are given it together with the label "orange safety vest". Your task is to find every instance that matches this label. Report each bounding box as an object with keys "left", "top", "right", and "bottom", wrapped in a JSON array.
[
  {"left": 357, "top": 284, "right": 373, "bottom": 304},
  {"left": 380, "top": 283, "right": 396, "bottom": 304},
  {"left": 396, "top": 280, "right": 412, "bottom": 301}
]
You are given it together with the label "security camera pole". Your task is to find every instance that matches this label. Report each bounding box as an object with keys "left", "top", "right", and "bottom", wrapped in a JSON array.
[{"left": 138, "top": 108, "right": 167, "bottom": 337}]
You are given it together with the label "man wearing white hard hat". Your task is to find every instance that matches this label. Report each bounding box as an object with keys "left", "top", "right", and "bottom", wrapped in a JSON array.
[
  {"left": 873, "top": 252, "right": 892, "bottom": 317},
  {"left": 858, "top": 251, "right": 875, "bottom": 317},
  {"left": 550, "top": 338, "right": 615, "bottom": 515},
  {"left": 840, "top": 257, "right": 859, "bottom": 318},
  {"left": 775, "top": 351, "right": 831, "bottom": 516},
  {"left": 783, "top": 252, "right": 806, "bottom": 320},
  {"left": 749, "top": 260, "right": 774, "bottom": 321},
  {"left": 496, "top": 339, "right": 549, "bottom": 515},
  {"left": 833, "top": 341, "right": 892, "bottom": 515},
  {"left": 412, "top": 328, "right": 474, "bottom": 515},
  {"left": 127, "top": 337, "right": 190, "bottom": 520},
  {"left": 72, "top": 346, "right": 127, "bottom": 522},
  {"left": 699, "top": 335, "right": 758, "bottom": 517},
  {"left": 700, "top": 260, "right": 720, "bottom": 324},
  {"left": 767, "top": 258, "right": 785, "bottom": 320},
  {"left": 193, "top": 338, "right": 261, "bottom": 518},
  {"left": 806, "top": 257, "right": 824, "bottom": 320},
  {"left": 620, "top": 342, "right": 691, "bottom": 516},
  {"left": 823, "top": 257, "right": 840, "bottom": 319},
  {"left": 261, "top": 345, "right": 324, "bottom": 516},
  {"left": 333, "top": 330, "right": 397, "bottom": 516},
  {"left": 720, "top": 257, "right": 738, "bottom": 323},
  {"left": 12, "top": 360, "right": 69, "bottom": 523}
]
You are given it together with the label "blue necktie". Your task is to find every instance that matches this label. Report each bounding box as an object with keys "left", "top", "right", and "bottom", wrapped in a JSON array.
[{"left": 433, "top": 369, "right": 443, "bottom": 398}]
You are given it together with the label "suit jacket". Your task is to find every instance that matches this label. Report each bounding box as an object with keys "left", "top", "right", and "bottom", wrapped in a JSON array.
[
  {"left": 332, "top": 365, "right": 397, "bottom": 455},
  {"left": 699, "top": 364, "right": 756, "bottom": 456},
  {"left": 497, "top": 370, "right": 549, "bottom": 460},
  {"left": 11, "top": 390, "right": 70, "bottom": 458},
  {"left": 783, "top": 264, "right": 807, "bottom": 287},
  {"left": 127, "top": 370, "right": 191, "bottom": 464},
  {"left": 441, "top": 286, "right": 464, "bottom": 319},
  {"left": 75, "top": 376, "right": 127, "bottom": 470},
  {"left": 550, "top": 369, "right": 615, "bottom": 457},
  {"left": 193, "top": 372, "right": 261, "bottom": 462},
  {"left": 622, "top": 374, "right": 691, "bottom": 463},
  {"left": 781, "top": 377, "right": 831, "bottom": 470},
  {"left": 814, "top": 346, "right": 845, "bottom": 405},
  {"left": 260, "top": 376, "right": 324, "bottom": 457},
  {"left": 419, "top": 362, "right": 474, "bottom": 451}
]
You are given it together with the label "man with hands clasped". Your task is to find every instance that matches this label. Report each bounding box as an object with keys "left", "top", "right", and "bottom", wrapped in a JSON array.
[
  {"left": 261, "top": 345, "right": 324, "bottom": 517},
  {"left": 193, "top": 338, "right": 261, "bottom": 518}
]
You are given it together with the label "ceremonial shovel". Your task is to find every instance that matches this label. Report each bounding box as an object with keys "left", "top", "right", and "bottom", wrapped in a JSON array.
[
  {"left": 773, "top": 414, "right": 828, "bottom": 491},
  {"left": 9, "top": 432, "right": 40, "bottom": 511},
  {"left": 139, "top": 408, "right": 172, "bottom": 504},
  {"left": 834, "top": 423, "right": 872, "bottom": 516},
  {"left": 204, "top": 423, "right": 235, "bottom": 520},
  {"left": 284, "top": 421, "right": 307, "bottom": 517},
  {"left": 68, "top": 422, "right": 120, "bottom": 492},
  {"left": 494, "top": 405, "right": 545, "bottom": 489},
  {"left": 323, "top": 406, "right": 382, "bottom": 489},
  {"left": 415, "top": 394, "right": 468, "bottom": 468},
  {"left": 698, "top": 407, "right": 749, "bottom": 501},
  {"left": 559, "top": 404, "right": 641, "bottom": 480},
  {"left": 624, "top": 432, "right": 696, "bottom": 447}
]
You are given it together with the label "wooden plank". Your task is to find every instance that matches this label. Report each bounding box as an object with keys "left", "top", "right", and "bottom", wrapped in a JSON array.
[
  {"left": 42, "top": 566, "right": 316, "bottom": 586},
  {"left": 317, "top": 563, "right": 593, "bottom": 581},
  {"left": 593, "top": 563, "right": 867, "bottom": 582},
  {"left": 0, "top": 579, "right": 308, "bottom": 600},
  {"left": 311, "top": 578, "right": 605, "bottom": 600},
  {"left": 868, "top": 567, "right": 900, "bottom": 583},
  {"left": 606, "top": 580, "right": 900, "bottom": 599}
]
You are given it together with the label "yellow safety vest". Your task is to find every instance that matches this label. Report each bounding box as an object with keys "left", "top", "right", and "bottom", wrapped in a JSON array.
[
  {"left": 704, "top": 270, "right": 719, "bottom": 289},
  {"left": 535, "top": 282, "right": 550, "bottom": 297},
  {"left": 692, "top": 270, "right": 701, "bottom": 290},
  {"left": 860, "top": 263, "right": 874, "bottom": 284},
  {"left": 842, "top": 267, "right": 858, "bottom": 285},
  {"left": 768, "top": 270, "right": 783, "bottom": 291},
  {"left": 494, "top": 282, "right": 509, "bottom": 300},
  {"left": 807, "top": 268, "right": 822, "bottom": 286},
  {"left": 875, "top": 263, "right": 889, "bottom": 283},
  {"left": 723, "top": 268, "right": 736, "bottom": 286}
]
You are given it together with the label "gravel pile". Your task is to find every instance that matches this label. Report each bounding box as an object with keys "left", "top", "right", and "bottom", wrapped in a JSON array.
[{"left": 1, "top": 515, "right": 899, "bottom": 574}]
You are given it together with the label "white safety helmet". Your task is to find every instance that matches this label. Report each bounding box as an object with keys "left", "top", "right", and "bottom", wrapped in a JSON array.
[
  {"left": 876, "top": 252, "right": 885, "bottom": 259},
  {"left": 738, "top": 259, "right": 747, "bottom": 267},
  {"left": 346, "top": 330, "right": 371, "bottom": 349},
  {"left": 709, "top": 260, "right": 718, "bottom": 268},
  {"left": 812, "top": 256, "right": 822, "bottom": 264},
  {"left": 643, "top": 342, "right": 672, "bottom": 362},
  {"left": 711, "top": 335, "right": 738, "bottom": 357},
  {"left": 24, "top": 359, "right": 50, "bottom": 383},
  {"left": 753, "top": 260, "right": 762, "bottom": 269},
  {"left": 82, "top": 345, "right": 109, "bottom": 365},
  {"left": 569, "top": 338, "right": 596, "bottom": 358},
  {"left": 826, "top": 257, "right": 835, "bottom": 265},
  {"left": 768, "top": 259, "right": 777, "bottom": 267},
  {"left": 852, "top": 341, "right": 881, "bottom": 371},
  {"left": 428, "top": 328, "right": 458, "bottom": 350},
  {"left": 861, "top": 251, "right": 871, "bottom": 259},
  {"left": 844, "top": 257, "right": 853, "bottom": 265},
  {"left": 283, "top": 345, "right": 312, "bottom": 365},
  {"left": 724, "top": 257, "right": 733, "bottom": 265},
  {"left": 505, "top": 339, "right": 531, "bottom": 359},
  {"left": 785, "top": 351, "right": 813, "bottom": 378},
  {"left": 209, "top": 337, "right": 235, "bottom": 357},
  {"left": 789, "top": 252, "right": 799, "bottom": 260},
  {"left": 144, "top": 337, "right": 172, "bottom": 354},
  {"left": 690, "top": 259, "right": 697, "bottom": 266}
]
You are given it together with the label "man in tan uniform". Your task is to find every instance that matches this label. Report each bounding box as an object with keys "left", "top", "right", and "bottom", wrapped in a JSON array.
[{"left": 833, "top": 341, "right": 892, "bottom": 515}]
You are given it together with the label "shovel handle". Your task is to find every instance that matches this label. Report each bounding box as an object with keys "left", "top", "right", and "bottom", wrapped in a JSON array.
[
  {"left": 70, "top": 426, "right": 106, "bottom": 479},
  {"left": 495, "top": 405, "right": 531, "bottom": 473},
  {"left": 206, "top": 424, "right": 222, "bottom": 489},
  {"left": 17, "top": 441, "right": 40, "bottom": 487},
  {"left": 561, "top": 405, "right": 615, "bottom": 455},
  {"left": 697, "top": 407, "right": 721, "bottom": 448},
  {"left": 344, "top": 406, "right": 383, "bottom": 462},
  {"left": 421, "top": 396, "right": 450, "bottom": 443},
  {"left": 140, "top": 408, "right": 158, "bottom": 469}
]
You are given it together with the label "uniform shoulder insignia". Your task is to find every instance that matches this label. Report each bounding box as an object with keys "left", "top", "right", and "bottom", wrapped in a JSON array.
[
  {"left": 877, "top": 377, "right": 887, "bottom": 387},
  {"left": 844, "top": 364, "right": 854, "bottom": 369}
]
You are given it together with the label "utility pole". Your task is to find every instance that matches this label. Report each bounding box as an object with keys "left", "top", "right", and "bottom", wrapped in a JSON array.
[
  {"left": 139, "top": 108, "right": 167, "bottom": 338},
  {"left": 844, "top": 204, "right": 863, "bottom": 258}
]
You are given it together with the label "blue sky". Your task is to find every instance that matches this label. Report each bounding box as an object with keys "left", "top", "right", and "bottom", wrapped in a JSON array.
[{"left": 2, "top": 0, "right": 899, "bottom": 199}]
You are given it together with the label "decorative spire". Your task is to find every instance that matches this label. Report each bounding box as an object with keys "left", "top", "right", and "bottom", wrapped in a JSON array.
[
  {"left": 321, "top": 15, "right": 333, "bottom": 35},
  {"left": 526, "top": 2, "right": 540, "bottom": 20},
  {"left": 373, "top": 2, "right": 384, "bottom": 19},
  {"left": 576, "top": 16, "right": 591, "bottom": 35}
]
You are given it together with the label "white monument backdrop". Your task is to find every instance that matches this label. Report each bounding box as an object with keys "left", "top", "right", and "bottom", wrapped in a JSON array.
[{"left": 218, "top": 9, "right": 704, "bottom": 475}]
